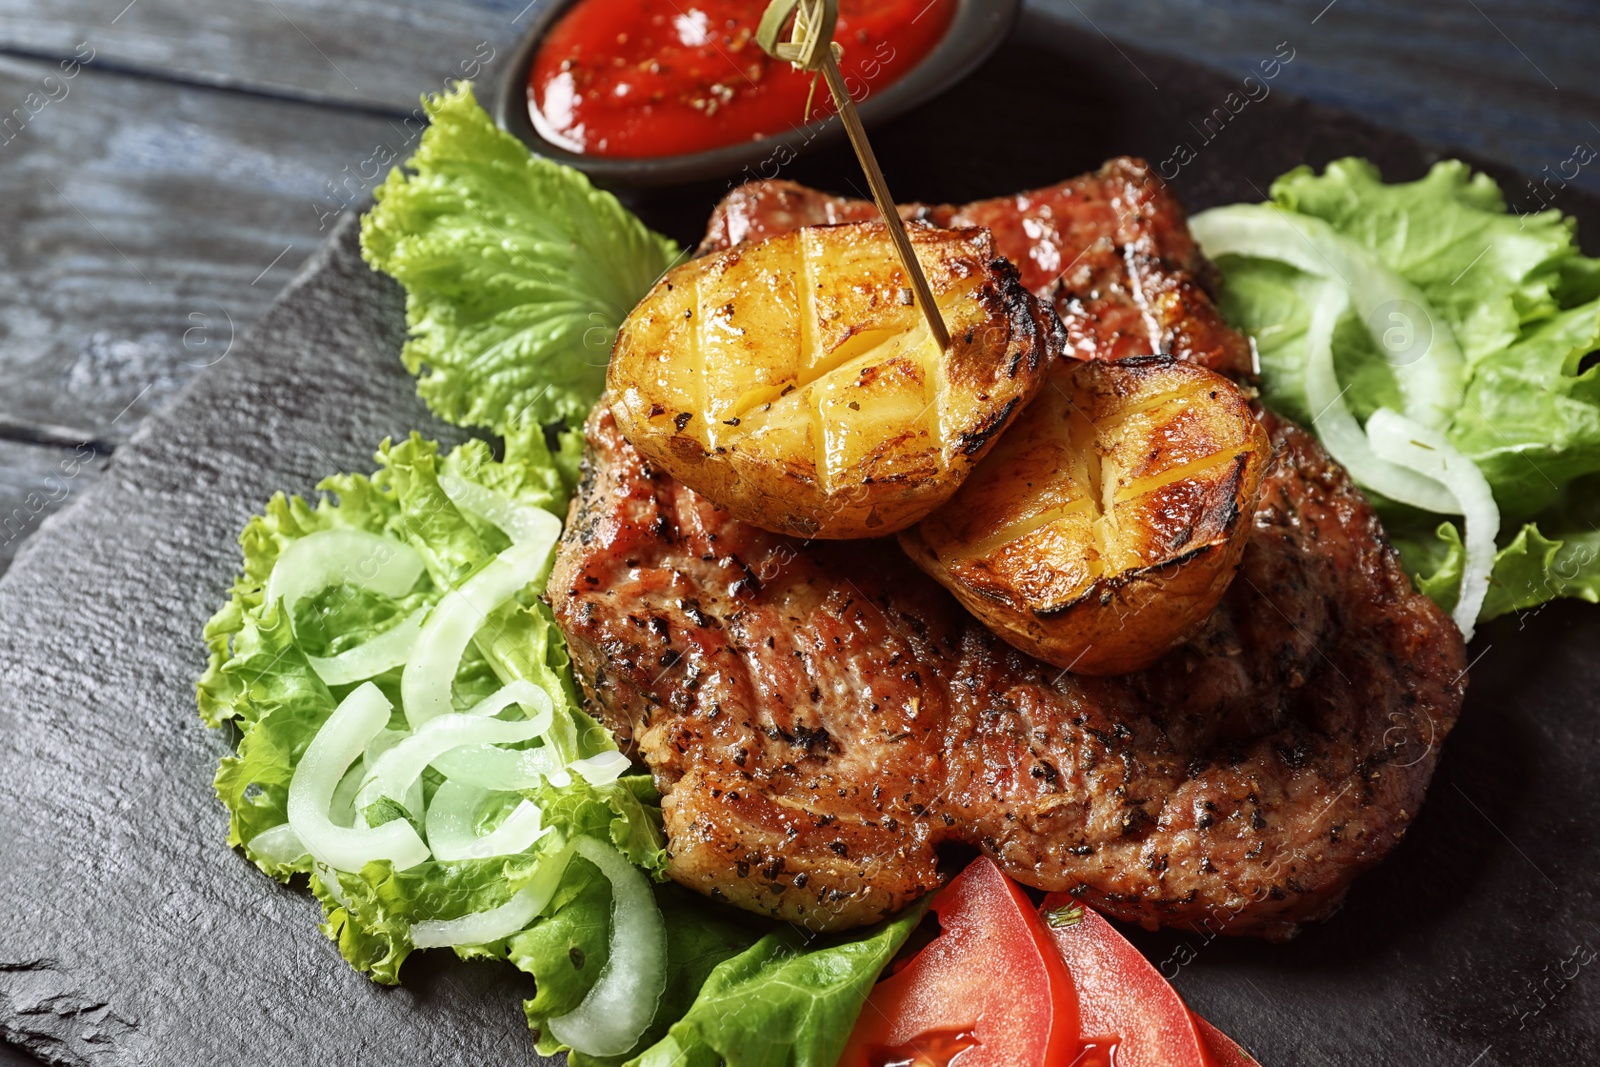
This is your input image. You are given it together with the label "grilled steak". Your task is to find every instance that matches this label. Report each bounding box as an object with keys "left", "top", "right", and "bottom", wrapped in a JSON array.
[
  {"left": 699, "top": 159, "right": 1254, "bottom": 377},
  {"left": 549, "top": 162, "right": 1467, "bottom": 939}
]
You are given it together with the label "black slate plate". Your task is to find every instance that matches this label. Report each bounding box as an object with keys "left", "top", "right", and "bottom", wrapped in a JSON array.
[{"left": 3, "top": 10, "right": 1598, "bottom": 1067}]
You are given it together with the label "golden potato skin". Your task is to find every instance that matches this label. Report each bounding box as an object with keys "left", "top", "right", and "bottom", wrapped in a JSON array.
[
  {"left": 607, "top": 221, "right": 1060, "bottom": 539},
  {"left": 900, "top": 356, "right": 1270, "bottom": 675}
]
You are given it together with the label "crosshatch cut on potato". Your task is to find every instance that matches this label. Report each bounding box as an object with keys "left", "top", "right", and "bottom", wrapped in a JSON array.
[
  {"left": 607, "top": 221, "right": 1061, "bottom": 539},
  {"left": 901, "top": 356, "right": 1271, "bottom": 675}
]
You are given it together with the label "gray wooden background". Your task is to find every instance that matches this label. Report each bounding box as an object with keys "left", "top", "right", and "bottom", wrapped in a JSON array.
[
  {"left": 0, "top": 0, "right": 1594, "bottom": 579},
  {"left": 0, "top": 1, "right": 1592, "bottom": 1060}
]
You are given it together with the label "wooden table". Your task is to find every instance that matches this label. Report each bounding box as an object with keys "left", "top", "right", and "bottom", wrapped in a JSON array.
[
  {"left": 0, "top": 3, "right": 1590, "bottom": 1055},
  {"left": 0, "top": 0, "right": 1593, "bottom": 581}
]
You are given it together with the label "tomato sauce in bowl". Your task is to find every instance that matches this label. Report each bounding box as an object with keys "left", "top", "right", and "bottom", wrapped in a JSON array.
[{"left": 528, "top": 0, "right": 957, "bottom": 158}]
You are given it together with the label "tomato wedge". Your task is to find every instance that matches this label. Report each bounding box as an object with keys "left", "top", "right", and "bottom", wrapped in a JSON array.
[
  {"left": 1192, "top": 1012, "right": 1263, "bottom": 1067},
  {"left": 839, "top": 857, "right": 1080, "bottom": 1067},
  {"left": 1038, "top": 893, "right": 1209, "bottom": 1067}
]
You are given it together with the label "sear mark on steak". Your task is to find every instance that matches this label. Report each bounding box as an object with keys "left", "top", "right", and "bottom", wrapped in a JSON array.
[
  {"left": 552, "top": 161, "right": 1467, "bottom": 940},
  {"left": 698, "top": 159, "right": 1254, "bottom": 378}
]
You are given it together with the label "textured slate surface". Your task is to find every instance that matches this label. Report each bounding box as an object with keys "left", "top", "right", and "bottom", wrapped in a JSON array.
[
  {"left": 0, "top": 440, "right": 105, "bottom": 573},
  {"left": 2, "top": 10, "right": 1599, "bottom": 1067}
]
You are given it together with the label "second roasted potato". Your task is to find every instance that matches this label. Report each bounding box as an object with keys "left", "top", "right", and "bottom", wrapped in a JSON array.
[
  {"left": 608, "top": 221, "right": 1060, "bottom": 539},
  {"left": 900, "top": 356, "right": 1270, "bottom": 675}
]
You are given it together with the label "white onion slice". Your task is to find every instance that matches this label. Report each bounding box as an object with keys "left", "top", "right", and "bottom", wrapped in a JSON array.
[
  {"left": 1190, "top": 203, "right": 1466, "bottom": 430},
  {"left": 306, "top": 606, "right": 427, "bottom": 686},
  {"left": 329, "top": 764, "right": 363, "bottom": 829},
  {"left": 356, "top": 708, "right": 554, "bottom": 816},
  {"left": 265, "top": 529, "right": 423, "bottom": 617},
  {"left": 1366, "top": 409, "right": 1498, "bottom": 637},
  {"left": 545, "top": 837, "right": 667, "bottom": 1057},
  {"left": 464, "top": 679, "right": 555, "bottom": 722},
  {"left": 570, "top": 751, "right": 632, "bottom": 786},
  {"left": 409, "top": 845, "right": 574, "bottom": 949},
  {"left": 247, "top": 822, "right": 307, "bottom": 866},
  {"left": 401, "top": 539, "right": 555, "bottom": 728},
  {"left": 1301, "top": 283, "right": 1461, "bottom": 513},
  {"left": 287, "top": 683, "right": 430, "bottom": 873},
  {"left": 431, "top": 742, "right": 562, "bottom": 791},
  {"left": 425, "top": 781, "right": 550, "bottom": 862},
  {"left": 356, "top": 728, "right": 421, "bottom": 827},
  {"left": 439, "top": 470, "right": 563, "bottom": 549}
]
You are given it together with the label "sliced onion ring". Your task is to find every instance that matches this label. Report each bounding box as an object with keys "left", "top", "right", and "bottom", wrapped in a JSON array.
[
  {"left": 545, "top": 837, "right": 667, "bottom": 1058},
  {"left": 356, "top": 701, "right": 555, "bottom": 815},
  {"left": 246, "top": 822, "right": 307, "bottom": 867},
  {"left": 286, "top": 682, "right": 430, "bottom": 873},
  {"left": 1190, "top": 203, "right": 1466, "bottom": 431},
  {"left": 464, "top": 679, "right": 554, "bottom": 721},
  {"left": 430, "top": 743, "right": 562, "bottom": 791},
  {"left": 307, "top": 606, "right": 428, "bottom": 686},
  {"left": 569, "top": 751, "right": 632, "bottom": 786},
  {"left": 1366, "top": 409, "right": 1498, "bottom": 637},
  {"left": 409, "top": 845, "right": 574, "bottom": 949},
  {"left": 440, "top": 470, "right": 563, "bottom": 549},
  {"left": 265, "top": 528, "right": 423, "bottom": 619},
  {"left": 400, "top": 539, "right": 555, "bottom": 728},
  {"left": 425, "top": 781, "right": 551, "bottom": 862},
  {"left": 1301, "top": 282, "right": 1460, "bottom": 513}
]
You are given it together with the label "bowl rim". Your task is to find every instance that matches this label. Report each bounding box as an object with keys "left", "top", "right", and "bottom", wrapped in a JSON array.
[{"left": 493, "top": 0, "right": 1022, "bottom": 189}]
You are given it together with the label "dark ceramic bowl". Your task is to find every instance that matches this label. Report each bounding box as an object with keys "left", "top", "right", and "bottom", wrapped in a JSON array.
[{"left": 494, "top": 0, "right": 1021, "bottom": 188}]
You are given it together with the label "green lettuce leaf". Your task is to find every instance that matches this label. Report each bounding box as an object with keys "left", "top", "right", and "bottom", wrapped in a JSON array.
[
  {"left": 514, "top": 883, "right": 769, "bottom": 1066},
  {"left": 1393, "top": 519, "right": 1600, "bottom": 621},
  {"left": 360, "top": 83, "right": 683, "bottom": 432},
  {"left": 625, "top": 902, "right": 928, "bottom": 1067},
  {"left": 321, "top": 774, "right": 661, "bottom": 983},
  {"left": 1271, "top": 157, "right": 1581, "bottom": 367},
  {"left": 1209, "top": 156, "right": 1600, "bottom": 622},
  {"left": 197, "top": 427, "right": 665, "bottom": 985},
  {"left": 513, "top": 882, "right": 923, "bottom": 1067}
]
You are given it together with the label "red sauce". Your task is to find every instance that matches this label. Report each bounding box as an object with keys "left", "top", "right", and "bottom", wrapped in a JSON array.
[
  {"left": 529, "top": 0, "right": 957, "bottom": 157},
  {"left": 866, "top": 1027, "right": 978, "bottom": 1067}
]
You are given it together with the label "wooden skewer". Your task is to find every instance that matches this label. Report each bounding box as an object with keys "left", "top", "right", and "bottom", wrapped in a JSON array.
[{"left": 757, "top": 0, "right": 951, "bottom": 352}]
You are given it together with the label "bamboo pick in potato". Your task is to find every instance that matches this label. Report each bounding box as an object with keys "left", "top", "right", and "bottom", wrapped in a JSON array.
[{"left": 756, "top": 0, "right": 951, "bottom": 352}]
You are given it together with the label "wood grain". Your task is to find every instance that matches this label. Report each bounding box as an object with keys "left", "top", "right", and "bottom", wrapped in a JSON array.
[
  {"left": 1040, "top": 0, "right": 1600, "bottom": 196},
  {"left": 0, "top": 0, "right": 1593, "bottom": 574},
  {"left": 0, "top": 0, "right": 1591, "bottom": 194},
  {"left": 0, "top": 0, "right": 522, "bottom": 112},
  {"left": 0, "top": 55, "right": 402, "bottom": 446}
]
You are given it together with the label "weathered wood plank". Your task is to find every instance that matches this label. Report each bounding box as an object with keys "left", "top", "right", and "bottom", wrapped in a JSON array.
[
  {"left": 0, "top": 440, "right": 106, "bottom": 578},
  {"left": 0, "top": 0, "right": 1593, "bottom": 196},
  {"left": 0, "top": 0, "right": 520, "bottom": 113},
  {"left": 0, "top": 55, "right": 405, "bottom": 444},
  {"left": 1043, "top": 0, "right": 1600, "bottom": 196}
]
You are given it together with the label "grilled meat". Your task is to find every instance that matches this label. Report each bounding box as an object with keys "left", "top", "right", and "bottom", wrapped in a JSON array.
[
  {"left": 549, "top": 162, "right": 1467, "bottom": 939},
  {"left": 695, "top": 180, "right": 929, "bottom": 256},
  {"left": 699, "top": 159, "right": 1255, "bottom": 377},
  {"left": 552, "top": 405, "right": 1464, "bottom": 939}
]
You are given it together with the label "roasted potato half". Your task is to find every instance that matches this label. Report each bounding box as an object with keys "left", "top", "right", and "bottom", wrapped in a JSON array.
[
  {"left": 900, "top": 356, "right": 1270, "bottom": 675},
  {"left": 607, "top": 221, "right": 1059, "bottom": 539}
]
